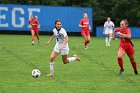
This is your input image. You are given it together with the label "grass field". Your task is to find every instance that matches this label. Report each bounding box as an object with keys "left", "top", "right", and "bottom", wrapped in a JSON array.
[{"left": 0, "top": 34, "right": 140, "bottom": 93}]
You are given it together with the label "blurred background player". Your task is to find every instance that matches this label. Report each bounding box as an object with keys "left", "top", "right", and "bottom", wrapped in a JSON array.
[
  {"left": 29, "top": 16, "right": 40, "bottom": 45},
  {"left": 46, "top": 19, "right": 80, "bottom": 77},
  {"left": 104, "top": 17, "right": 115, "bottom": 46},
  {"left": 79, "top": 13, "right": 91, "bottom": 49},
  {"left": 114, "top": 20, "right": 138, "bottom": 75}
]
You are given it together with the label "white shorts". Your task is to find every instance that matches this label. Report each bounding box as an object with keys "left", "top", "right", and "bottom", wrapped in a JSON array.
[
  {"left": 104, "top": 30, "right": 113, "bottom": 34},
  {"left": 53, "top": 43, "right": 69, "bottom": 55}
]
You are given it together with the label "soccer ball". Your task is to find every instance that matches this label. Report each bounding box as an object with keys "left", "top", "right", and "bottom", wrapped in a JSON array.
[{"left": 32, "top": 69, "right": 41, "bottom": 77}]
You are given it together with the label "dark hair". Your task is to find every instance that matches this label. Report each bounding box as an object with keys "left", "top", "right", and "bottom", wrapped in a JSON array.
[
  {"left": 31, "top": 16, "right": 36, "bottom": 19},
  {"left": 55, "top": 19, "right": 62, "bottom": 25},
  {"left": 55, "top": 19, "right": 62, "bottom": 33}
]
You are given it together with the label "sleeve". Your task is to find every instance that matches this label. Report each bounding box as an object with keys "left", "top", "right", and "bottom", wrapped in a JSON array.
[
  {"left": 35, "top": 19, "right": 39, "bottom": 25},
  {"left": 63, "top": 28, "right": 67, "bottom": 37},
  {"left": 53, "top": 29, "right": 55, "bottom": 35},
  {"left": 80, "top": 19, "right": 83, "bottom": 25},
  {"left": 114, "top": 27, "right": 122, "bottom": 32},
  {"left": 112, "top": 22, "right": 115, "bottom": 27},
  {"left": 104, "top": 22, "right": 106, "bottom": 28}
]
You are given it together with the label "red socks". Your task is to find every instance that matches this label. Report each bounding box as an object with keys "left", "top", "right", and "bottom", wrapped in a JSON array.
[
  {"left": 118, "top": 58, "right": 124, "bottom": 69},
  {"left": 84, "top": 40, "right": 90, "bottom": 46},
  {"left": 118, "top": 58, "right": 137, "bottom": 71},
  {"left": 131, "top": 61, "right": 137, "bottom": 71}
]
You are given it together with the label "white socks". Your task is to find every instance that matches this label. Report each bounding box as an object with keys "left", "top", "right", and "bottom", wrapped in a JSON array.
[
  {"left": 68, "top": 57, "right": 76, "bottom": 62},
  {"left": 105, "top": 37, "right": 109, "bottom": 46},
  {"left": 50, "top": 62, "right": 54, "bottom": 73},
  {"left": 109, "top": 37, "right": 112, "bottom": 46},
  {"left": 105, "top": 37, "right": 112, "bottom": 46}
]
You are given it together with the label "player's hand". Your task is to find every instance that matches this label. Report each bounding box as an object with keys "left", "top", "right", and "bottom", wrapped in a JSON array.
[
  {"left": 46, "top": 41, "right": 50, "bottom": 46},
  {"left": 89, "top": 26, "right": 91, "bottom": 30}
]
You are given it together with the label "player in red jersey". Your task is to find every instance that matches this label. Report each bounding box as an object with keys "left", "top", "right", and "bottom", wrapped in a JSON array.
[
  {"left": 79, "top": 13, "right": 91, "bottom": 49},
  {"left": 114, "top": 20, "right": 138, "bottom": 75},
  {"left": 29, "top": 16, "right": 40, "bottom": 45}
]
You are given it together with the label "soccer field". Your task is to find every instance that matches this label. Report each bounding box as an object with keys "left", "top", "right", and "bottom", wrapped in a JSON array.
[{"left": 0, "top": 34, "right": 140, "bottom": 93}]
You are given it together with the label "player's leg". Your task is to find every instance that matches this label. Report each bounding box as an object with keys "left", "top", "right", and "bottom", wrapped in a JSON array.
[
  {"left": 47, "top": 51, "right": 58, "bottom": 77},
  {"left": 105, "top": 34, "right": 109, "bottom": 46},
  {"left": 86, "top": 31, "right": 90, "bottom": 47},
  {"left": 81, "top": 31, "right": 88, "bottom": 49},
  {"left": 35, "top": 30, "right": 40, "bottom": 45},
  {"left": 62, "top": 55, "right": 80, "bottom": 64},
  {"left": 127, "top": 46, "right": 138, "bottom": 75},
  {"left": 108, "top": 32, "right": 113, "bottom": 46},
  {"left": 83, "top": 35, "right": 88, "bottom": 49},
  {"left": 31, "top": 30, "right": 35, "bottom": 45},
  {"left": 117, "top": 47, "right": 126, "bottom": 75},
  {"left": 61, "top": 49, "right": 80, "bottom": 64}
]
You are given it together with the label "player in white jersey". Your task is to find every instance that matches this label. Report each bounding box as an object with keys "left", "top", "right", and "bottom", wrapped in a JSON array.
[
  {"left": 46, "top": 19, "right": 80, "bottom": 77},
  {"left": 104, "top": 17, "right": 115, "bottom": 46}
]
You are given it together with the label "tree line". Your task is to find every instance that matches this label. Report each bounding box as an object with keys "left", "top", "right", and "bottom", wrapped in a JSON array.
[{"left": 1, "top": 0, "right": 140, "bottom": 27}]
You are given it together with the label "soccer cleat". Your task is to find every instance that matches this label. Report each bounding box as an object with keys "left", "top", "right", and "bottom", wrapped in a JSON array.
[
  {"left": 118, "top": 68, "right": 124, "bottom": 75},
  {"left": 73, "top": 55, "right": 80, "bottom": 61},
  {"left": 32, "top": 43, "right": 34, "bottom": 46},
  {"left": 134, "top": 71, "right": 138, "bottom": 75},
  {"left": 46, "top": 73, "right": 54, "bottom": 77},
  {"left": 84, "top": 45, "right": 88, "bottom": 49}
]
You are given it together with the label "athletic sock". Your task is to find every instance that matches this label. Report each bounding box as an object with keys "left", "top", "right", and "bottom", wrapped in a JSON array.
[
  {"left": 32, "top": 37, "right": 34, "bottom": 44},
  {"left": 84, "top": 41, "right": 87, "bottom": 46},
  {"left": 68, "top": 57, "right": 76, "bottom": 62},
  {"left": 118, "top": 58, "right": 124, "bottom": 69},
  {"left": 50, "top": 62, "right": 54, "bottom": 73},
  {"left": 108, "top": 37, "right": 112, "bottom": 45},
  {"left": 131, "top": 61, "right": 137, "bottom": 71},
  {"left": 105, "top": 37, "right": 109, "bottom": 46}
]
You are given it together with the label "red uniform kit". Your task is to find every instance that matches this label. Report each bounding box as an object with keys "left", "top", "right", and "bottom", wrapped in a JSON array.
[
  {"left": 80, "top": 18, "right": 90, "bottom": 36},
  {"left": 29, "top": 19, "right": 39, "bottom": 34},
  {"left": 115, "top": 28, "right": 134, "bottom": 56}
]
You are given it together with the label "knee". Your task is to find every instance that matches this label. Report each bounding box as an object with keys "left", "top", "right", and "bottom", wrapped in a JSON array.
[
  {"left": 50, "top": 56, "right": 55, "bottom": 62},
  {"left": 87, "top": 40, "right": 90, "bottom": 43},
  {"left": 129, "top": 57, "right": 135, "bottom": 62}
]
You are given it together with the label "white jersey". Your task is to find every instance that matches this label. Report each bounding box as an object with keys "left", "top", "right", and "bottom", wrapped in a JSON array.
[
  {"left": 53, "top": 28, "right": 67, "bottom": 45},
  {"left": 53, "top": 28, "right": 69, "bottom": 55},
  {"left": 104, "top": 21, "right": 115, "bottom": 33}
]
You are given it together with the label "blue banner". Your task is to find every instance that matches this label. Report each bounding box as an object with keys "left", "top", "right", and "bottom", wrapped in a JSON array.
[
  {"left": 0, "top": 4, "right": 93, "bottom": 32},
  {"left": 96, "top": 26, "right": 140, "bottom": 38}
]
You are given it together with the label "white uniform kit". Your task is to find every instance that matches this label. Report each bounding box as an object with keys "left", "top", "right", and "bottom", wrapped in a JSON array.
[
  {"left": 53, "top": 28, "right": 69, "bottom": 55},
  {"left": 104, "top": 21, "right": 115, "bottom": 34}
]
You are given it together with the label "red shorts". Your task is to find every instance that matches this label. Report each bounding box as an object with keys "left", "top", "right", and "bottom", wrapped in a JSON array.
[
  {"left": 119, "top": 44, "right": 135, "bottom": 56},
  {"left": 81, "top": 30, "right": 90, "bottom": 36},
  {"left": 31, "top": 27, "right": 39, "bottom": 34}
]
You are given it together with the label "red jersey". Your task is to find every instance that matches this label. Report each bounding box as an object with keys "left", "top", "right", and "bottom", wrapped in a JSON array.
[
  {"left": 80, "top": 18, "right": 90, "bottom": 31},
  {"left": 115, "top": 27, "right": 133, "bottom": 47},
  {"left": 29, "top": 19, "right": 39, "bottom": 29}
]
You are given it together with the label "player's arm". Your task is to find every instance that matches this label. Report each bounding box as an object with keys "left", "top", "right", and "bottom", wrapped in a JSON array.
[
  {"left": 89, "top": 25, "right": 91, "bottom": 30},
  {"left": 60, "top": 35, "right": 68, "bottom": 49},
  {"left": 79, "top": 20, "right": 85, "bottom": 28},
  {"left": 46, "top": 35, "right": 54, "bottom": 46},
  {"left": 117, "top": 32, "right": 131, "bottom": 39},
  {"left": 32, "top": 20, "right": 39, "bottom": 26},
  {"left": 79, "top": 24, "right": 85, "bottom": 28},
  {"left": 103, "top": 22, "right": 107, "bottom": 34},
  {"left": 115, "top": 28, "right": 131, "bottom": 39}
]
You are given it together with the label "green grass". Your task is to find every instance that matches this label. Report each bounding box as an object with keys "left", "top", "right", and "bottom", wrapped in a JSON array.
[{"left": 0, "top": 34, "right": 140, "bottom": 93}]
